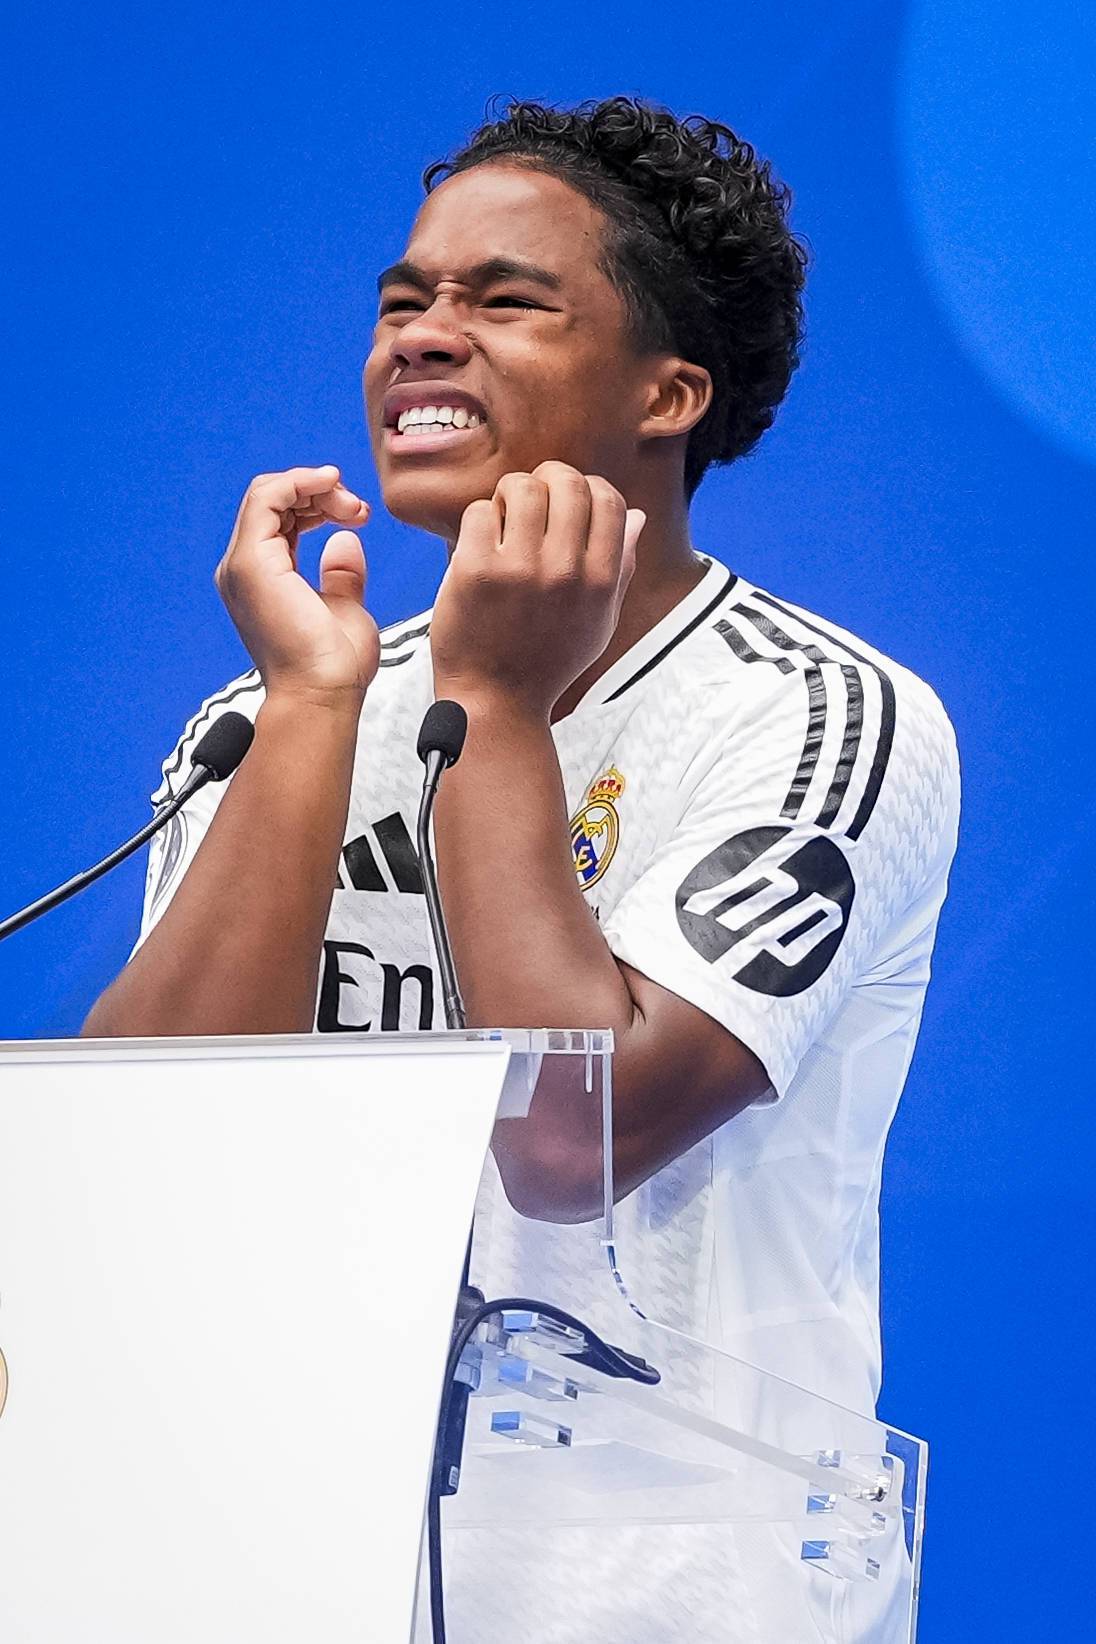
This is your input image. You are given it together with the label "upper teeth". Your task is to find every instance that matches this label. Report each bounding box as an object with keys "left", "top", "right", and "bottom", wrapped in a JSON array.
[{"left": 396, "top": 405, "right": 480, "bottom": 433}]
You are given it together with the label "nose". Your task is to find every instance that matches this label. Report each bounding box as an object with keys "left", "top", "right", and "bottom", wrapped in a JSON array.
[{"left": 389, "top": 297, "right": 473, "bottom": 372}]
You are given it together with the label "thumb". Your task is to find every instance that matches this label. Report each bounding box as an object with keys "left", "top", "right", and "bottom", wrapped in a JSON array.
[
  {"left": 319, "top": 529, "right": 367, "bottom": 608},
  {"left": 621, "top": 508, "right": 646, "bottom": 587}
]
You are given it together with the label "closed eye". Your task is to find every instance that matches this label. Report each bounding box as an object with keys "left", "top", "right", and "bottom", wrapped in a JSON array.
[
  {"left": 380, "top": 294, "right": 544, "bottom": 317},
  {"left": 379, "top": 295, "right": 552, "bottom": 323}
]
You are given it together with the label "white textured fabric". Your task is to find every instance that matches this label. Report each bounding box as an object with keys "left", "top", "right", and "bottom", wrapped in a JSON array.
[{"left": 139, "top": 555, "right": 959, "bottom": 1640}]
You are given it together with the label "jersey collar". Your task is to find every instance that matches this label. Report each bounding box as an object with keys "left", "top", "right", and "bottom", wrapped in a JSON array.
[{"left": 562, "top": 554, "right": 736, "bottom": 716}]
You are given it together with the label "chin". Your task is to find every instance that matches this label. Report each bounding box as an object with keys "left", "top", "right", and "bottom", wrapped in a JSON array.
[{"left": 380, "top": 468, "right": 493, "bottom": 542}]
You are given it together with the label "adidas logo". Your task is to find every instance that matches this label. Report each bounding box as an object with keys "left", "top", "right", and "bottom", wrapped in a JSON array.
[{"left": 338, "top": 813, "right": 423, "bottom": 895}]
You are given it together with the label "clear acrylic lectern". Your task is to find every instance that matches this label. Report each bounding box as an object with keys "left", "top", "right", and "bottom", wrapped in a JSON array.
[
  {"left": 0, "top": 1029, "right": 925, "bottom": 1644},
  {"left": 419, "top": 1028, "right": 925, "bottom": 1644}
]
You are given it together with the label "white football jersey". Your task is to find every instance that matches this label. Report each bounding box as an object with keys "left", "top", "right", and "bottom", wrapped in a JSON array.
[{"left": 141, "top": 553, "right": 959, "bottom": 1417}]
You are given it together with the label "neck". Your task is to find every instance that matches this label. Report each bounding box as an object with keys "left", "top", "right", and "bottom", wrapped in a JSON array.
[{"left": 552, "top": 483, "right": 703, "bottom": 722}]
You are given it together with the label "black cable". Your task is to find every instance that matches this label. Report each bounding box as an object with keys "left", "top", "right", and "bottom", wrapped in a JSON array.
[
  {"left": 426, "top": 1463, "right": 445, "bottom": 1644},
  {"left": 0, "top": 780, "right": 200, "bottom": 943},
  {"left": 0, "top": 710, "right": 254, "bottom": 943},
  {"left": 427, "top": 1294, "right": 660, "bottom": 1644}
]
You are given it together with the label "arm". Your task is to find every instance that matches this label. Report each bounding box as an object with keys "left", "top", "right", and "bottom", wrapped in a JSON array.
[
  {"left": 433, "top": 699, "right": 768, "bottom": 1220},
  {"left": 83, "top": 695, "right": 359, "bottom": 1036},
  {"left": 83, "top": 466, "right": 379, "bottom": 1038},
  {"left": 431, "top": 464, "right": 768, "bottom": 1220}
]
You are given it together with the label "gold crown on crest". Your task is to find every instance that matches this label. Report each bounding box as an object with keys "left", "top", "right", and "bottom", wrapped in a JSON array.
[{"left": 588, "top": 766, "right": 626, "bottom": 805}]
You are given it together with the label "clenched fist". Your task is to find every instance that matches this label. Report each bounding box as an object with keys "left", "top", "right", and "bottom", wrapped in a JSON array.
[
  {"left": 430, "top": 461, "right": 645, "bottom": 716},
  {"left": 215, "top": 466, "right": 380, "bottom": 709}
]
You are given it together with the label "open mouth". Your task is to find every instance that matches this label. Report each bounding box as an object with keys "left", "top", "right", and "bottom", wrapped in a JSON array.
[
  {"left": 393, "top": 404, "right": 483, "bottom": 438},
  {"left": 382, "top": 383, "right": 489, "bottom": 452}
]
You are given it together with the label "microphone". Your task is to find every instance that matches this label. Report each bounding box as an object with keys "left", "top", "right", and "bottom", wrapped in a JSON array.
[
  {"left": 0, "top": 711, "right": 255, "bottom": 944},
  {"left": 179, "top": 711, "right": 254, "bottom": 783},
  {"left": 416, "top": 700, "right": 468, "bottom": 1030}
]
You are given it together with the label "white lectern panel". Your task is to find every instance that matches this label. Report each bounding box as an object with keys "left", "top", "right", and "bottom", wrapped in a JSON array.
[{"left": 0, "top": 1035, "right": 511, "bottom": 1643}]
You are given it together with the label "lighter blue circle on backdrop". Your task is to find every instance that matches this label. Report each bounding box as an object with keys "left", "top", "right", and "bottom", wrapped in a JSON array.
[{"left": 899, "top": 2, "right": 1096, "bottom": 465}]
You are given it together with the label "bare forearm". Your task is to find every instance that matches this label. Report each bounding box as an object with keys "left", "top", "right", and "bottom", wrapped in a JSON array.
[
  {"left": 425, "top": 468, "right": 764, "bottom": 1224},
  {"left": 432, "top": 695, "right": 637, "bottom": 1219},
  {"left": 82, "top": 696, "right": 359, "bottom": 1037},
  {"left": 433, "top": 693, "right": 765, "bottom": 1223},
  {"left": 434, "top": 695, "right": 635, "bottom": 1031}
]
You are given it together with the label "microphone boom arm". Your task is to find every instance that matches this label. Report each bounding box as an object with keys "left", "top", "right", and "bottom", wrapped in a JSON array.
[
  {"left": 417, "top": 751, "right": 467, "bottom": 1031},
  {"left": 0, "top": 765, "right": 209, "bottom": 944},
  {"left": 0, "top": 710, "right": 254, "bottom": 945}
]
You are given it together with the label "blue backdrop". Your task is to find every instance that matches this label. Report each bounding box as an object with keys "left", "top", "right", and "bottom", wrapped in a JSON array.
[{"left": 2, "top": 3, "right": 1093, "bottom": 1635}]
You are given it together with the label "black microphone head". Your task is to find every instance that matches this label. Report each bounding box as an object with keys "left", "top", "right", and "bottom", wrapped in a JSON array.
[
  {"left": 417, "top": 700, "right": 468, "bottom": 769},
  {"left": 191, "top": 711, "right": 255, "bottom": 782}
]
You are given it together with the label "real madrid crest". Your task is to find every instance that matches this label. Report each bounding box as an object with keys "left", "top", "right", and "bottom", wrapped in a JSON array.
[{"left": 570, "top": 765, "right": 626, "bottom": 890}]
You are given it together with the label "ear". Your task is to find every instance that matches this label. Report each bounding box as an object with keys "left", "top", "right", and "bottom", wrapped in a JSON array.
[{"left": 637, "top": 358, "right": 713, "bottom": 443}]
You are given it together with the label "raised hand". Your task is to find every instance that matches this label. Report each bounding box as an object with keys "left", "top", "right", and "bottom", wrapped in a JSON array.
[
  {"left": 214, "top": 466, "right": 380, "bottom": 708},
  {"left": 430, "top": 461, "right": 645, "bottom": 715}
]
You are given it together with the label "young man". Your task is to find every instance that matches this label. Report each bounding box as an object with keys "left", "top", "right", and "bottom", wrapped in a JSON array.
[{"left": 86, "top": 94, "right": 957, "bottom": 1446}]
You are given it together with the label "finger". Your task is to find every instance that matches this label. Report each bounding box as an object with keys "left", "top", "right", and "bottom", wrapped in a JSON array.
[
  {"left": 623, "top": 508, "right": 646, "bottom": 560},
  {"left": 535, "top": 462, "right": 592, "bottom": 574},
  {"left": 493, "top": 472, "right": 548, "bottom": 566},
  {"left": 238, "top": 467, "right": 367, "bottom": 545},
  {"left": 284, "top": 510, "right": 326, "bottom": 534},
  {"left": 584, "top": 476, "right": 629, "bottom": 582},
  {"left": 620, "top": 508, "right": 645, "bottom": 593},
  {"left": 248, "top": 464, "right": 340, "bottom": 517},
  {"left": 298, "top": 485, "right": 371, "bottom": 528},
  {"left": 287, "top": 494, "right": 372, "bottom": 536},
  {"left": 319, "top": 530, "right": 366, "bottom": 609},
  {"left": 452, "top": 497, "right": 499, "bottom": 568}
]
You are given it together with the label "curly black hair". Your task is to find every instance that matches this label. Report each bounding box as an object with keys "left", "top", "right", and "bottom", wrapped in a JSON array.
[{"left": 423, "top": 96, "right": 808, "bottom": 498}]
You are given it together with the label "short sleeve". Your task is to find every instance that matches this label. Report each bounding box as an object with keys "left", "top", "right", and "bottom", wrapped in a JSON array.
[
  {"left": 133, "top": 672, "right": 265, "bottom": 952},
  {"left": 601, "top": 662, "right": 960, "bottom": 1099}
]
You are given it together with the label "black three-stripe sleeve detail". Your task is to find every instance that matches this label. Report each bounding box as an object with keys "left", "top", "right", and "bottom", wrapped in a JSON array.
[
  {"left": 713, "top": 618, "right": 795, "bottom": 672},
  {"left": 380, "top": 620, "right": 431, "bottom": 651},
  {"left": 718, "top": 607, "right": 836, "bottom": 822},
  {"left": 714, "top": 601, "right": 891, "bottom": 836},
  {"left": 782, "top": 664, "right": 828, "bottom": 820},
  {"left": 734, "top": 607, "right": 831, "bottom": 669},
  {"left": 816, "top": 666, "right": 865, "bottom": 828},
  {"left": 752, "top": 592, "right": 896, "bottom": 840},
  {"left": 158, "top": 671, "right": 263, "bottom": 793},
  {"left": 847, "top": 690, "right": 896, "bottom": 839},
  {"left": 378, "top": 618, "right": 431, "bottom": 668},
  {"left": 731, "top": 604, "right": 837, "bottom": 822}
]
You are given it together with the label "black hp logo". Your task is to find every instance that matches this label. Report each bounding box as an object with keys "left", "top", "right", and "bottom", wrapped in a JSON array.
[{"left": 676, "top": 825, "right": 855, "bottom": 996}]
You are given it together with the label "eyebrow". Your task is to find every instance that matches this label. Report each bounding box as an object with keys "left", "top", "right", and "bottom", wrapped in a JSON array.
[{"left": 376, "top": 256, "right": 564, "bottom": 296}]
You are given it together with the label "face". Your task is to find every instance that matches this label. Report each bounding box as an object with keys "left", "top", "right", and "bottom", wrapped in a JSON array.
[{"left": 363, "top": 163, "right": 656, "bottom": 540}]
